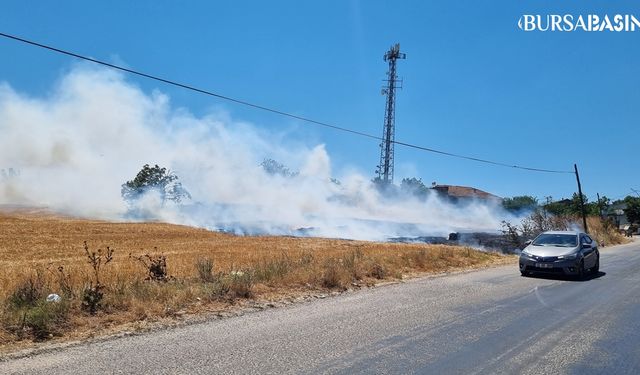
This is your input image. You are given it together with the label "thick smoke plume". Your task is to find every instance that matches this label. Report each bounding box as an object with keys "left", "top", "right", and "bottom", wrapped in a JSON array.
[{"left": 0, "top": 67, "right": 516, "bottom": 241}]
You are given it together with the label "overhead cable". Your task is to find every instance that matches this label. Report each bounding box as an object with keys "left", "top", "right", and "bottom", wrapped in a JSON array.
[{"left": 0, "top": 32, "right": 574, "bottom": 174}]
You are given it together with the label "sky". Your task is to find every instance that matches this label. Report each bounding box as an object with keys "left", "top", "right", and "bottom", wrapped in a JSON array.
[{"left": 0, "top": 0, "right": 638, "bottom": 204}]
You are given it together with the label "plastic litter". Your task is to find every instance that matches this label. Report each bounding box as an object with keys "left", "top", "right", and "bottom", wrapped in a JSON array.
[{"left": 46, "top": 293, "right": 61, "bottom": 303}]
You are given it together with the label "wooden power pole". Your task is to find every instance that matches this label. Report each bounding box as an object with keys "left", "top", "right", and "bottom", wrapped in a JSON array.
[{"left": 574, "top": 164, "right": 588, "bottom": 233}]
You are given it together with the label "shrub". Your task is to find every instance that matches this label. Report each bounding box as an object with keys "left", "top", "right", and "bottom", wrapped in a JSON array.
[
  {"left": 3, "top": 267, "right": 72, "bottom": 341},
  {"left": 202, "top": 280, "right": 230, "bottom": 301},
  {"left": 81, "top": 242, "right": 114, "bottom": 314},
  {"left": 130, "top": 251, "right": 169, "bottom": 281},
  {"left": 228, "top": 270, "right": 254, "bottom": 299},
  {"left": 50, "top": 265, "right": 74, "bottom": 299},
  {"left": 196, "top": 258, "right": 215, "bottom": 282},
  {"left": 23, "top": 300, "right": 69, "bottom": 341},
  {"left": 369, "top": 263, "right": 387, "bottom": 280},
  {"left": 321, "top": 260, "right": 345, "bottom": 289},
  {"left": 501, "top": 209, "right": 573, "bottom": 249},
  {"left": 5, "top": 299, "right": 70, "bottom": 341},
  {"left": 587, "top": 216, "right": 628, "bottom": 246},
  {"left": 501, "top": 220, "right": 523, "bottom": 249},
  {"left": 254, "top": 254, "right": 293, "bottom": 283},
  {"left": 9, "top": 270, "right": 46, "bottom": 309},
  {"left": 81, "top": 283, "right": 104, "bottom": 315}
]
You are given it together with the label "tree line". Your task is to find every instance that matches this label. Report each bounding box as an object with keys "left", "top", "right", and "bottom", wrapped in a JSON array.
[{"left": 118, "top": 162, "right": 640, "bottom": 227}]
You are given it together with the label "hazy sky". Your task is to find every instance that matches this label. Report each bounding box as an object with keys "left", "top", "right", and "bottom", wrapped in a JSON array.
[{"left": 1, "top": 1, "right": 638, "bottom": 203}]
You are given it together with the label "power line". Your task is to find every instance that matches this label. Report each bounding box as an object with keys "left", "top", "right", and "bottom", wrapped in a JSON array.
[
  {"left": 394, "top": 140, "right": 571, "bottom": 173},
  {"left": 0, "top": 32, "right": 379, "bottom": 141},
  {"left": 0, "top": 31, "right": 574, "bottom": 175}
]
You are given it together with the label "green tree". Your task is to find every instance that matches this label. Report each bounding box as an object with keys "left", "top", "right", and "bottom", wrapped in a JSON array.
[
  {"left": 400, "top": 177, "right": 430, "bottom": 199},
  {"left": 260, "top": 158, "right": 298, "bottom": 178},
  {"left": 544, "top": 194, "right": 589, "bottom": 216},
  {"left": 623, "top": 196, "right": 640, "bottom": 224},
  {"left": 121, "top": 164, "right": 191, "bottom": 205},
  {"left": 371, "top": 176, "right": 398, "bottom": 196},
  {"left": 544, "top": 198, "right": 569, "bottom": 216},
  {"left": 502, "top": 195, "right": 538, "bottom": 212},
  {"left": 569, "top": 193, "right": 589, "bottom": 216},
  {"left": 595, "top": 195, "right": 611, "bottom": 217}
]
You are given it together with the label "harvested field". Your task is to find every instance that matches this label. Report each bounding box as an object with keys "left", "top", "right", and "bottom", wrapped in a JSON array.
[{"left": 0, "top": 208, "right": 514, "bottom": 351}]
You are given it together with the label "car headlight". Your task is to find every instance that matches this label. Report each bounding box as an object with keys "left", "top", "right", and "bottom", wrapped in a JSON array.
[
  {"left": 558, "top": 253, "right": 578, "bottom": 260},
  {"left": 521, "top": 250, "right": 534, "bottom": 258}
]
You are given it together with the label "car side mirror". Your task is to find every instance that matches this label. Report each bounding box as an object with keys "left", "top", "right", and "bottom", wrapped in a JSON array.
[
  {"left": 524, "top": 239, "right": 532, "bottom": 247},
  {"left": 581, "top": 243, "right": 591, "bottom": 249}
]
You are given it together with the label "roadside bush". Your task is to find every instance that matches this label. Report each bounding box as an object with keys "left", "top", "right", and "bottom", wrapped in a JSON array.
[
  {"left": 228, "top": 270, "right": 254, "bottom": 299},
  {"left": 502, "top": 209, "right": 573, "bottom": 249},
  {"left": 49, "top": 265, "right": 74, "bottom": 299},
  {"left": 23, "top": 300, "right": 70, "bottom": 341},
  {"left": 202, "top": 280, "right": 230, "bottom": 301},
  {"left": 368, "top": 263, "right": 387, "bottom": 280},
  {"left": 8, "top": 270, "right": 47, "bottom": 309},
  {"left": 81, "top": 283, "right": 104, "bottom": 315},
  {"left": 2, "top": 267, "right": 72, "bottom": 341},
  {"left": 102, "top": 275, "right": 130, "bottom": 312},
  {"left": 196, "top": 258, "right": 215, "bottom": 282},
  {"left": 587, "top": 216, "right": 629, "bottom": 246},
  {"left": 81, "top": 241, "right": 114, "bottom": 314},
  {"left": 254, "top": 254, "right": 293, "bottom": 283},
  {"left": 321, "top": 259, "right": 346, "bottom": 289},
  {"left": 501, "top": 221, "right": 524, "bottom": 249},
  {"left": 3, "top": 295, "right": 70, "bottom": 341},
  {"left": 130, "top": 251, "right": 169, "bottom": 281}
]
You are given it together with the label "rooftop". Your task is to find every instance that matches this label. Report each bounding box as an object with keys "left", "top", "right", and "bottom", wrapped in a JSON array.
[{"left": 431, "top": 184, "right": 501, "bottom": 200}]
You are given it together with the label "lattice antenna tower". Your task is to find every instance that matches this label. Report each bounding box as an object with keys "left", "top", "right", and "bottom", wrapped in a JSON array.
[{"left": 375, "top": 43, "right": 405, "bottom": 184}]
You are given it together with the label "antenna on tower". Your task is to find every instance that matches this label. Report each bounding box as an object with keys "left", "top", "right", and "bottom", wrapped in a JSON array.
[{"left": 375, "top": 43, "right": 405, "bottom": 185}]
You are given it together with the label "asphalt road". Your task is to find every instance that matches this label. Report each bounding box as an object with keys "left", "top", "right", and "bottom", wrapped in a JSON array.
[{"left": 2, "top": 239, "right": 639, "bottom": 374}]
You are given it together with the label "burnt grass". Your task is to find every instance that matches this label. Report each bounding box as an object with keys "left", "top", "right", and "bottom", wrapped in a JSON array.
[{"left": 390, "top": 232, "right": 518, "bottom": 254}]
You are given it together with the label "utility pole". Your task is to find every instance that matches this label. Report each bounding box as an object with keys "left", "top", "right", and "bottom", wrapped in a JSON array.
[
  {"left": 597, "top": 193, "right": 605, "bottom": 219},
  {"left": 574, "top": 164, "right": 589, "bottom": 233},
  {"left": 376, "top": 43, "right": 405, "bottom": 185}
]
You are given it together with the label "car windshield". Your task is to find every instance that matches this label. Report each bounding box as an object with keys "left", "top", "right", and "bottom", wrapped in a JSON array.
[{"left": 532, "top": 234, "right": 578, "bottom": 247}]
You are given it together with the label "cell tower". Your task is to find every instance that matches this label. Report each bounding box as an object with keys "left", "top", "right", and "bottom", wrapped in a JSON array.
[{"left": 376, "top": 43, "right": 405, "bottom": 184}]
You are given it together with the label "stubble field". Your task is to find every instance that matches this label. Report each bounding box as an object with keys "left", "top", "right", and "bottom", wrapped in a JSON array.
[{"left": 0, "top": 208, "right": 514, "bottom": 352}]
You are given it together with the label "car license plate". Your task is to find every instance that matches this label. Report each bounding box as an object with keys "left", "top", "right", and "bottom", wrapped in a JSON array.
[{"left": 536, "top": 263, "right": 553, "bottom": 269}]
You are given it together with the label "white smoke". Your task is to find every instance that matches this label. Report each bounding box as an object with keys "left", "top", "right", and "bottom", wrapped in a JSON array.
[{"left": 0, "top": 67, "right": 517, "bottom": 241}]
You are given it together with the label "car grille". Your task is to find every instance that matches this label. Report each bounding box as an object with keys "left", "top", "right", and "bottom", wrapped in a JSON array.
[
  {"left": 525, "top": 265, "right": 564, "bottom": 273},
  {"left": 528, "top": 255, "right": 559, "bottom": 262}
]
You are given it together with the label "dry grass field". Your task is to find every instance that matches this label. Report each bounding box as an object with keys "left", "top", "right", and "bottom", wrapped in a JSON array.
[
  {"left": 0, "top": 208, "right": 514, "bottom": 350},
  {"left": 586, "top": 216, "right": 629, "bottom": 247}
]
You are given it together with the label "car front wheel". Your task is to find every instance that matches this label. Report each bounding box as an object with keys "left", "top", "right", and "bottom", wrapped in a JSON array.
[
  {"left": 591, "top": 256, "right": 600, "bottom": 274},
  {"left": 576, "top": 260, "right": 585, "bottom": 280}
]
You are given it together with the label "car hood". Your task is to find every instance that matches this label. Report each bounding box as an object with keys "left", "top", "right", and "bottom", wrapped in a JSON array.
[{"left": 523, "top": 245, "right": 579, "bottom": 257}]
